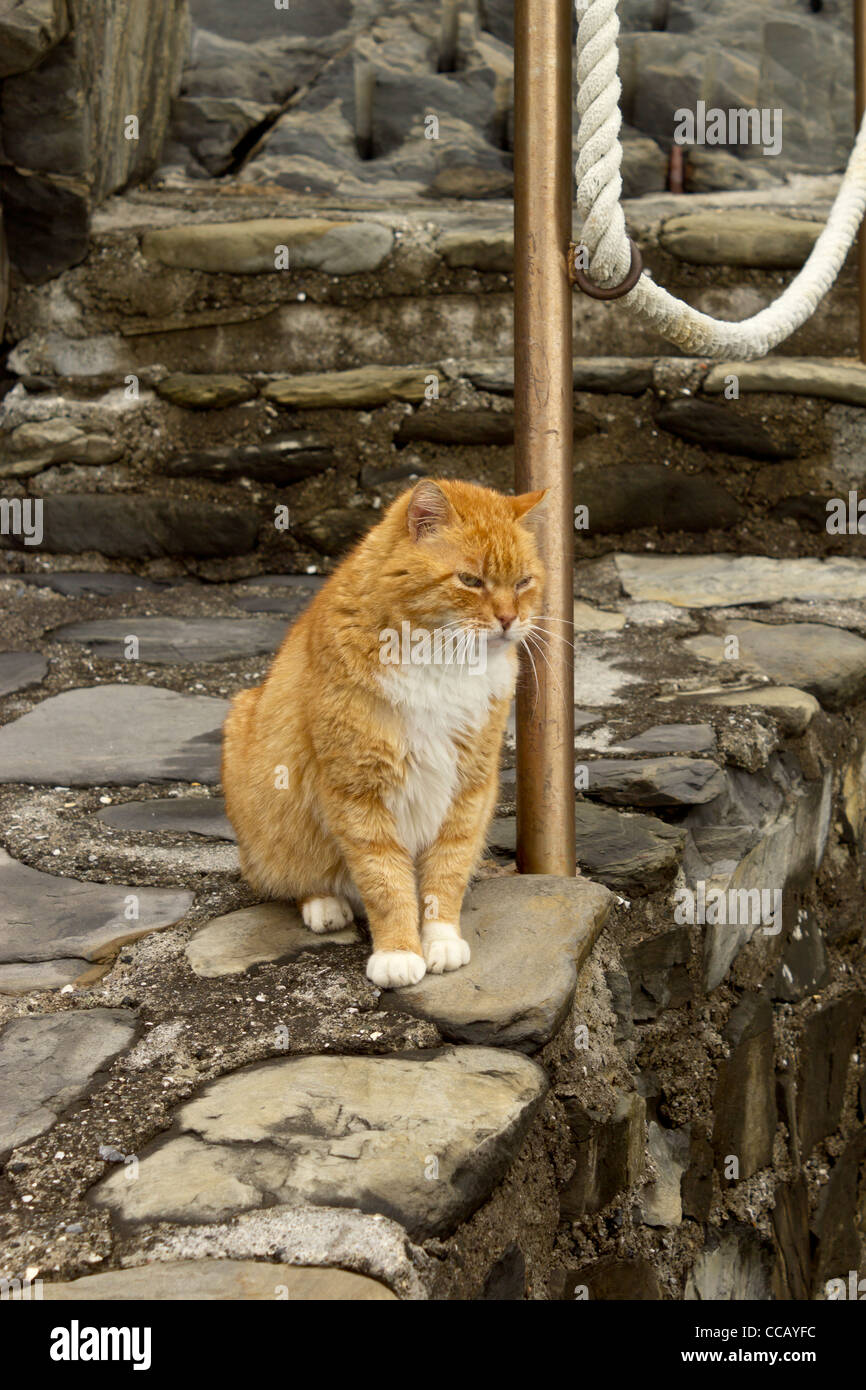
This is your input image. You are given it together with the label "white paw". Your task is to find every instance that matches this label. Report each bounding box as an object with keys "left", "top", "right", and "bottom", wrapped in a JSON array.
[
  {"left": 366, "top": 950, "right": 426, "bottom": 989},
  {"left": 301, "top": 896, "right": 354, "bottom": 933},
  {"left": 421, "top": 920, "right": 470, "bottom": 975}
]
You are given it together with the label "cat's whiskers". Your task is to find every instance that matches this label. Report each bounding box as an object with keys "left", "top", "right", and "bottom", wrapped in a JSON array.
[{"left": 522, "top": 630, "right": 569, "bottom": 713}]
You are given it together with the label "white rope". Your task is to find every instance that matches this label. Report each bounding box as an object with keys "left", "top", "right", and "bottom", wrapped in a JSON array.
[{"left": 575, "top": 0, "right": 866, "bottom": 359}]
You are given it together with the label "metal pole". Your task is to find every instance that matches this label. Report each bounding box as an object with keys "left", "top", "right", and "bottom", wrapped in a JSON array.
[
  {"left": 855, "top": 0, "right": 866, "bottom": 362},
  {"left": 513, "top": 0, "right": 576, "bottom": 876}
]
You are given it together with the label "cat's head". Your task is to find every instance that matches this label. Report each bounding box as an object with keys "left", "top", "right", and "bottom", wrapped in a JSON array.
[{"left": 387, "top": 478, "right": 547, "bottom": 648}]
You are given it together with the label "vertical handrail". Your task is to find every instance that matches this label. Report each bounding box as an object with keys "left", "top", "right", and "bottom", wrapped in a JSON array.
[{"left": 513, "top": 0, "right": 577, "bottom": 876}]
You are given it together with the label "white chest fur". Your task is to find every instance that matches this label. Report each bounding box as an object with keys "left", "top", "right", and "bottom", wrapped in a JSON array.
[{"left": 380, "top": 644, "right": 515, "bottom": 857}]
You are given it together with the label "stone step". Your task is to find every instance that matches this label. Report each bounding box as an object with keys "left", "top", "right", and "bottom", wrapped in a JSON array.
[
  {"left": 4, "top": 192, "right": 857, "bottom": 377},
  {"left": 88, "top": 1045, "right": 548, "bottom": 1240}
]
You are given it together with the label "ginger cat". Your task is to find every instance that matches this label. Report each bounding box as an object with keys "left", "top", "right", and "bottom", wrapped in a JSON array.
[{"left": 222, "top": 478, "right": 546, "bottom": 989}]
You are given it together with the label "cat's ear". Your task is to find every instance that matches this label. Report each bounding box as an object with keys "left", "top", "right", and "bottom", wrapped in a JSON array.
[
  {"left": 511, "top": 488, "right": 548, "bottom": 520},
  {"left": 407, "top": 479, "right": 452, "bottom": 540}
]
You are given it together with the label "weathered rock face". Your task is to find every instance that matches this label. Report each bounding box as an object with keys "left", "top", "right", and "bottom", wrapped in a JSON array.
[
  {"left": 0, "top": 0, "right": 189, "bottom": 280},
  {"left": 620, "top": 1, "right": 853, "bottom": 171},
  {"left": 151, "top": 0, "right": 852, "bottom": 200}
]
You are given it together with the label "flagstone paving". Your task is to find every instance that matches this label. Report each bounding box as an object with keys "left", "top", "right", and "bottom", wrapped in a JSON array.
[
  {"left": 89, "top": 1047, "right": 548, "bottom": 1239},
  {"left": 186, "top": 901, "right": 359, "bottom": 977},
  {"left": 0, "top": 685, "right": 229, "bottom": 784},
  {"left": 0, "top": 847, "right": 193, "bottom": 994},
  {"left": 0, "top": 1010, "right": 136, "bottom": 1158},
  {"left": 683, "top": 620, "right": 866, "bottom": 709},
  {"left": 97, "top": 795, "right": 236, "bottom": 841},
  {"left": 0, "top": 651, "right": 47, "bottom": 697},
  {"left": 50, "top": 617, "right": 289, "bottom": 664},
  {"left": 0, "top": 550, "right": 862, "bottom": 1299}
]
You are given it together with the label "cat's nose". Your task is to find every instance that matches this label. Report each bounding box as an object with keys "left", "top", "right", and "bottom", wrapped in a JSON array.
[{"left": 497, "top": 612, "right": 517, "bottom": 632}]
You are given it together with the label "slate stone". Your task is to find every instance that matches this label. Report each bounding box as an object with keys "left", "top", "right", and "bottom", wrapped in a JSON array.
[
  {"left": 681, "top": 1125, "right": 715, "bottom": 1223},
  {"left": 2, "top": 0, "right": 188, "bottom": 280},
  {"left": 186, "top": 902, "right": 360, "bottom": 978},
  {"left": 167, "top": 95, "right": 279, "bottom": 177},
  {"left": 0, "top": 959, "right": 96, "bottom": 996},
  {"left": 42, "top": 1260, "right": 397, "bottom": 1300},
  {"left": 575, "top": 465, "right": 741, "bottom": 533},
  {"left": 684, "top": 620, "right": 866, "bottom": 710},
  {"left": 15, "top": 572, "right": 169, "bottom": 597},
  {"left": 813, "top": 1132, "right": 866, "bottom": 1296},
  {"left": 614, "top": 554, "right": 866, "bottom": 608},
  {"left": 623, "top": 928, "right": 692, "bottom": 1021},
  {"left": 188, "top": 0, "right": 351, "bottom": 41},
  {"left": 0, "top": 1009, "right": 136, "bottom": 1158},
  {"left": 479, "top": 1243, "right": 526, "bottom": 1301},
  {"left": 654, "top": 398, "right": 795, "bottom": 461},
  {"left": 572, "top": 601, "right": 625, "bottom": 633},
  {"left": 573, "top": 801, "right": 685, "bottom": 895},
  {"left": 395, "top": 407, "right": 515, "bottom": 448},
  {"left": 4, "top": 496, "right": 261, "bottom": 559},
  {"left": 693, "top": 761, "right": 832, "bottom": 991},
  {"left": 559, "top": 1091, "right": 645, "bottom": 1220},
  {"left": 89, "top": 1046, "right": 548, "bottom": 1239},
  {"left": 713, "top": 995, "right": 776, "bottom": 1182},
  {"left": 378, "top": 875, "right": 611, "bottom": 1051},
  {"left": 0, "top": 0, "right": 70, "bottom": 79},
  {"left": 660, "top": 213, "right": 821, "bottom": 268},
  {"left": 142, "top": 219, "right": 393, "bottom": 276},
  {"left": 162, "top": 433, "right": 335, "bottom": 484},
  {"left": 461, "top": 357, "right": 655, "bottom": 396},
  {"left": 621, "top": 723, "right": 715, "bottom": 754},
  {"left": 0, "top": 165, "right": 90, "bottom": 283},
  {"left": 156, "top": 374, "right": 257, "bottom": 409},
  {"left": 684, "top": 1225, "right": 774, "bottom": 1301},
  {"left": 771, "top": 907, "right": 829, "bottom": 1003},
  {"left": 0, "top": 847, "right": 192, "bottom": 976},
  {"left": 232, "top": 593, "right": 312, "bottom": 616},
  {"left": 40, "top": 1262, "right": 391, "bottom": 1301},
  {"left": 97, "top": 796, "right": 236, "bottom": 842},
  {"left": 437, "top": 227, "right": 513, "bottom": 273},
  {"left": 5, "top": 418, "right": 123, "bottom": 468},
  {"left": 262, "top": 365, "right": 432, "bottom": 410},
  {"left": 0, "top": 650, "right": 47, "bottom": 696},
  {"left": 293, "top": 506, "right": 379, "bottom": 556},
  {"left": 796, "top": 993, "right": 865, "bottom": 1157},
  {"left": 0, "top": 684, "right": 229, "bottom": 785},
  {"left": 704, "top": 358, "right": 866, "bottom": 408},
  {"left": 586, "top": 757, "right": 725, "bottom": 807},
  {"left": 698, "top": 686, "right": 820, "bottom": 737},
  {"left": 771, "top": 1175, "right": 811, "bottom": 1301},
  {"left": 639, "top": 1122, "right": 690, "bottom": 1228},
  {"left": 51, "top": 617, "right": 287, "bottom": 664}
]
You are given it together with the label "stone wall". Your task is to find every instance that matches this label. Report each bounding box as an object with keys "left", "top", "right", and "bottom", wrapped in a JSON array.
[{"left": 0, "top": 0, "right": 189, "bottom": 282}]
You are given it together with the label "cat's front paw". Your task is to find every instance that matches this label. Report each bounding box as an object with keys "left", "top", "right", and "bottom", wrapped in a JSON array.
[
  {"left": 366, "top": 949, "right": 426, "bottom": 989},
  {"left": 421, "top": 920, "right": 470, "bottom": 974},
  {"left": 301, "top": 896, "right": 354, "bottom": 933}
]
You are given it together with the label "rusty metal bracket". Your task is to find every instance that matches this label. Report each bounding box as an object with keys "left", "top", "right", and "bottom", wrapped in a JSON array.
[{"left": 569, "top": 237, "right": 644, "bottom": 300}]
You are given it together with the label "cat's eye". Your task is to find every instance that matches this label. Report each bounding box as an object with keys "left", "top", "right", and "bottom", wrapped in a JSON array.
[
  {"left": 516, "top": 576, "right": 533, "bottom": 590},
  {"left": 457, "top": 572, "right": 484, "bottom": 588}
]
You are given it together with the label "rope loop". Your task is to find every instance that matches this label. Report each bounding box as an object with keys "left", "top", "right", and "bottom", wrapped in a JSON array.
[{"left": 574, "top": 0, "right": 866, "bottom": 359}]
